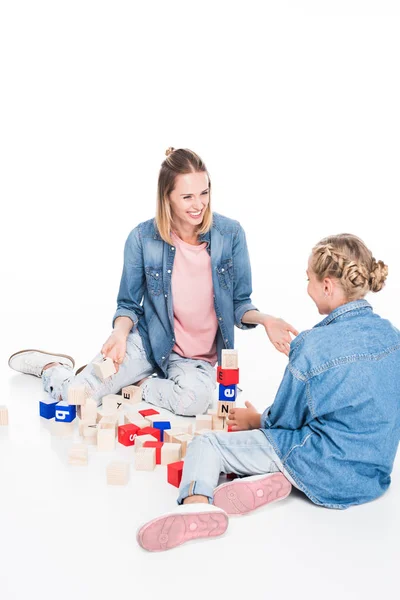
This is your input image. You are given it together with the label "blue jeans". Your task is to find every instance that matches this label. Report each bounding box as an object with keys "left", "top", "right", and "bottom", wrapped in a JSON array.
[
  {"left": 42, "top": 331, "right": 216, "bottom": 416},
  {"left": 177, "top": 429, "right": 299, "bottom": 504}
]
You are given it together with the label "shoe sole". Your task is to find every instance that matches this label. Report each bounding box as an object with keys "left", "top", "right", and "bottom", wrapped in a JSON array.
[
  {"left": 213, "top": 473, "right": 292, "bottom": 516},
  {"left": 8, "top": 349, "right": 75, "bottom": 370},
  {"left": 137, "top": 510, "right": 228, "bottom": 552}
]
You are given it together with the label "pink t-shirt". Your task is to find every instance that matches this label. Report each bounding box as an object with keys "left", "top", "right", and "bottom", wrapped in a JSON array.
[{"left": 171, "top": 232, "right": 218, "bottom": 365}]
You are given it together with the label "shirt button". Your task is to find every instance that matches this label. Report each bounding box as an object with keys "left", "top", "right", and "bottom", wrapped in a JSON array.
[
  {"left": 165, "top": 294, "right": 168, "bottom": 298},
  {"left": 155, "top": 273, "right": 159, "bottom": 277},
  {"left": 219, "top": 317, "right": 222, "bottom": 321},
  {"left": 225, "top": 339, "right": 228, "bottom": 343},
  {"left": 171, "top": 247, "right": 175, "bottom": 250},
  {"left": 167, "top": 269, "right": 171, "bottom": 274},
  {"left": 161, "top": 356, "right": 165, "bottom": 360},
  {"left": 221, "top": 268, "right": 225, "bottom": 272}
]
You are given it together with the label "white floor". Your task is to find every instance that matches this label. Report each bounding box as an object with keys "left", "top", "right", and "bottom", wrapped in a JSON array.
[{"left": 1, "top": 352, "right": 399, "bottom": 600}]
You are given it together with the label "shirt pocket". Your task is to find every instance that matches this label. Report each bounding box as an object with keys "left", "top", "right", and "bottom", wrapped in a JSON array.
[
  {"left": 216, "top": 258, "right": 234, "bottom": 290},
  {"left": 145, "top": 266, "right": 163, "bottom": 296}
]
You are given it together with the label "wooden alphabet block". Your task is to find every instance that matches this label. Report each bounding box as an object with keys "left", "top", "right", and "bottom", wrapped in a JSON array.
[
  {"left": 171, "top": 433, "right": 193, "bottom": 458},
  {"left": 97, "top": 428, "right": 116, "bottom": 451},
  {"left": 135, "top": 447, "right": 156, "bottom": 471},
  {"left": 39, "top": 398, "right": 59, "bottom": 420},
  {"left": 195, "top": 414, "right": 213, "bottom": 431},
  {"left": 167, "top": 461, "right": 184, "bottom": 488},
  {"left": 68, "top": 443, "right": 88, "bottom": 466},
  {"left": 101, "top": 394, "right": 123, "bottom": 413},
  {"left": 221, "top": 349, "right": 239, "bottom": 370},
  {"left": 218, "top": 384, "right": 237, "bottom": 401},
  {"left": 78, "top": 397, "right": 97, "bottom": 425},
  {"left": 217, "top": 400, "right": 235, "bottom": 418},
  {"left": 145, "top": 414, "right": 166, "bottom": 426},
  {"left": 135, "top": 434, "right": 158, "bottom": 448},
  {"left": 217, "top": 366, "right": 239, "bottom": 386},
  {"left": 67, "top": 384, "right": 87, "bottom": 406},
  {"left": 0, "top": 406, "right": 9, "bottom": 426},
  {"left": 55, "top": 402, "right": 76, "bottom": 423},
  {"left": 138, "top": 408, "right": 160, "bottom": 418},
  {"left": 143, "top": 441, "right": 164, "bottom": 464},
  {"left": 160, "top": 443, "right": 182, "bottom": 465},
  {"left": 106, "top": 461, "right": 130, "bottom": 485},
  {"left": 121, "top": 385, "right": 142, "bottom": 404},
  {"left": 92, "top": 357, "right": 116, "bottom": 381},
  {"left": 124, "top": 415, "right": 150, "bottom": 429},
  {"left": 164, "top": 427, "right": 186, "bottom": 443},
  {"left": 82, "top": 424, "right": 98, "bottom": 445},
  {"left": 137, "top": 426, "right": 161, "bottom": 442},
  {"left": 152, "top": 421, "right": 171, "bottom": 442},
  {"left": 98, "top": 415, "right": 118, "bottom": 435},
  {"left": 118, "top": 424, "right": 140, "bottom": 446}
]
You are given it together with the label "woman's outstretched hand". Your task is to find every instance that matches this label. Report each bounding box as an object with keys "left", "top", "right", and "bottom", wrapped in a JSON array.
[
  {"left": 227, "top": 401, "right": 262, "bottom": 431},
  {"left": 101, "top": 330, "right": 127, "bottom": 373},
  {"left": 263, "top": 316, "right": 299, "bottom": 356}
]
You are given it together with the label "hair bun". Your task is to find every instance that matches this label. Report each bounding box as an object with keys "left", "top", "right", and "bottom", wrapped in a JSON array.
[
  {"left": 165, "top": 147, "right": 175, "bottom": 157},
  {"left": 369, "top": 259, "right": 389, "bottom": 293}
]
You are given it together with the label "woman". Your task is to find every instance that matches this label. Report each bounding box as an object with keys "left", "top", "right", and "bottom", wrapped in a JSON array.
[
  {"left": 8, "top": 148, "right": 298, "bottom": 415},
  {"left": 136, "top": 233, "right": 400, "bottom": 552}
]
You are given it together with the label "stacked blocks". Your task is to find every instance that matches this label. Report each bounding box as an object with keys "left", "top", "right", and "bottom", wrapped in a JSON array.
[{"left": 217, "top": 349, "right": 238, "bottom": 420}]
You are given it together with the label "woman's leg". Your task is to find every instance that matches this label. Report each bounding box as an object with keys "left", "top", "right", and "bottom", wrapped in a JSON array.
[
  {"left": 42, "top": 331, "right": 155, "bottom": 405},
  {"left": 141, "top": 352, "right": 215, "bottom": 416}
]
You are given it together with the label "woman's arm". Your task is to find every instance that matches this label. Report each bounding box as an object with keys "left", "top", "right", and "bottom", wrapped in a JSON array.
[{"left": 242, "top": 310, "right": 299, "bottom": 356}]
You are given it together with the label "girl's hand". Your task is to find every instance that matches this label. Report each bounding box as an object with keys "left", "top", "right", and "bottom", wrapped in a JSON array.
[
  {"left": 264, "top": 317, "right": 299, "bottom": 356},
  {"left": 227, "top": 401, "right": 262, "bottom": 431},
  {"left": 101, "top": 330, "right": 127, "bottom": 373}
]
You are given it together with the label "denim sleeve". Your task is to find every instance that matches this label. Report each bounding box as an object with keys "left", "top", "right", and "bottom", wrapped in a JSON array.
[
  {"left": 112, "top": 227, "right": 145, "bottom": 332},
  {"left": 261, "top": 364, "right": 310, "bottom": 429},
  {"left": 233, "top": 224, "right": 259, "bottom": 330}
]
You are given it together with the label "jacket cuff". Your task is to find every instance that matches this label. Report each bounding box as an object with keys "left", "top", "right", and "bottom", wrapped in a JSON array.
[
  {"left": 261, "top": 406, "right": 272, "bottom": 429},
  {"left": 235, "top": 303, "right": 259, "bottom": 330},
  {"left": 112, "top": 309, "right": 138, "bottom": 332}
]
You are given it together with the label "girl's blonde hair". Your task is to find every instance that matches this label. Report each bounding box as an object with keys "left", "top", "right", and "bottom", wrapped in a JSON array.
[
  {"left": 310, "top": 234, "right": 388, "bottom": 300},
  {"left": 155, "top": 147, "right": 213, "bottom": 244}
]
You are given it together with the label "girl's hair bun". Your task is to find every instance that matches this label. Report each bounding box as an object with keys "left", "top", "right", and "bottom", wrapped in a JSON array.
[
  {"left": 369, "top": 259, "right": 388, "bottom": 292},
  {"left": 165, "top": 147, "right": 175, "bottom": 157}
]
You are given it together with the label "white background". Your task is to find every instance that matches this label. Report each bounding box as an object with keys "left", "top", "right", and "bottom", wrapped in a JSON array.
[{"left": 1, "top": 2, "right": 399, "bottom": 599}]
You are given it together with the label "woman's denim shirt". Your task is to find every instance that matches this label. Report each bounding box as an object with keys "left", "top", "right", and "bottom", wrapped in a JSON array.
[
  {"left": 112, "top": 212, "right": 258, "bottom": 375},
  {"left": 261, "top": 299, "right": 400, "bottom": 509}
]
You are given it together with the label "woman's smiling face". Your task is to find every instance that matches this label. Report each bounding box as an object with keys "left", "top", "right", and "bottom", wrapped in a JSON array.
[{"left": 168, "top": 171, "right": 210, "bottom": 231}]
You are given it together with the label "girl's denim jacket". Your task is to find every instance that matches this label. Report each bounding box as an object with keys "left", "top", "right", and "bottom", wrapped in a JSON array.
[
  {"left": 112, "top": 212, "right": 258, "bottom": 375},
  {"left": 262, "top": 299, "right": 400, "bottom": 509}
]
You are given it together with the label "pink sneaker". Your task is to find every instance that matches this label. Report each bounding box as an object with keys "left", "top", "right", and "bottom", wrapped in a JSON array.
[
  {"left": 213, "top": 472, "right": 292, "bottom": 516},
  {"left": 137, "top": 504, "right": 228, "bottom": 552}
]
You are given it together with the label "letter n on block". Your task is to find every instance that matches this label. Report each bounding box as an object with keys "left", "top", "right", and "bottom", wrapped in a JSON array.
[{"left": 217, "top": 400, "right": 235, "bottom": 418}]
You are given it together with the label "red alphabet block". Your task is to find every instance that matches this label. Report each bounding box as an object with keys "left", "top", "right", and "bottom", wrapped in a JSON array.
[
  {"left": 167, "top": 460, "right": 184, "bottom": 488},
  {"left": 217, "top": 366, "right": 239, "bottom": 386},
  {"left": 139, "top": 409, "right": 160, "bottom": 418},
  {"left": 137, "top": 426, "right": 161, "bottom": 442},
  {"left": 143, "top": 441, "right": 164, "bottom": 464},
  {"left": 118, "top": 424, "right": 140, "bottom": 446}
]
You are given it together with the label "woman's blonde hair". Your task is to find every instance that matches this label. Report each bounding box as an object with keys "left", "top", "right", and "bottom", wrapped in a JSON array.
[
  {"left": 310, "top": 234, "right": 388, "bottom": 300},
  {"left": 155, "top": 147, "right": 213, "bottom": 244}
]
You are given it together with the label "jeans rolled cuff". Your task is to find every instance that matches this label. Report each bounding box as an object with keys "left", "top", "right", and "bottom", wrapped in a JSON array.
[{"left": 177, "top": 481, "right": 214, "bottom": 505}]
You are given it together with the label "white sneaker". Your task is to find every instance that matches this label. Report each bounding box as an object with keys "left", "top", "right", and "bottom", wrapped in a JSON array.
[
  {"left": 137, "top": 503, "right": 228, "bottom": 552},
  {"left": 8, "top": 349, "right": 75, "bottom": 378}
]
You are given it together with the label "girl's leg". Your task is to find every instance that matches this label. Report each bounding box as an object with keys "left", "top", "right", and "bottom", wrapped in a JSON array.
[
  {"left": 141, "top": 352, "right": 215, "bottom": 416},
  {"left": 42, "top": 331, "right": 155, "bottom": 405}
]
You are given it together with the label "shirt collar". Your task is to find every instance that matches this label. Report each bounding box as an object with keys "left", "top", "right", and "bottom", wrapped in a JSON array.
[{"left": 314, "top": 299, "right": 372, "bottom": 328}]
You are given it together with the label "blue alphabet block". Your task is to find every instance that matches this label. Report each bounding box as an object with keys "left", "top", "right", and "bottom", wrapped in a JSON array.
[
  {"left": 218, "top": 384, "right": 237, "bottom": 401},
  {"left": 39, "top": 398, "right": 60, "bottom": 420},
  {"left": 54, "top": 402, "right": 76, "bottom": 422},
  {"left": 152, "top": 421, "right": 171, "bottom": 442}
]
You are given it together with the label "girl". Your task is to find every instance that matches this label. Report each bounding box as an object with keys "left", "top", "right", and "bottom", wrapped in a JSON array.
[
  {"left": 8, "top": 148, "right": 297, "bottom": 415},
  {"left": 137, "top": 233, "right": 400, "bottom": 552}
]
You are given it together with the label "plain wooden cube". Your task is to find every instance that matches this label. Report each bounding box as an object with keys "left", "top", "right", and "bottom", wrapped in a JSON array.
[
  {"left": 135, "top": 447, "right": 156, "bottom": 471},
  {"left": 78, "top": 397, "right": 98, "bottom": 424},
  {"left": 83, "top": 424, "right": 98, "bottom": 445},
  {"left": 97, "top": 428, "right": 116, "bottom": 451},
  {"left": 212, "top": 415, "right": 225, "bottom": 430},
  {"left": 0, "top": 406, "right": 9, "bottom": 426},
  {"left": 195, "top": 414, "right": 213, "bottom": 431},
  {"left": 98, "top": 416, "right": 118, "bottom": 437},
  {"left": 107, "top": 461, "right": 130, "bottom": 485},
  {"left": 163, "top": 427, "right": 186, "bottom": 443},
  {"left": 171, "top": 433, "right": 193, "bottom": 458},
  {"left": 92, "top": 357, "right": 116, "bottom": 381},
  {"left": 51, "top": 420, "right": 74, "bottom": 437},
  {"left": 101, "top": 394, "right": 123, "bottom": 413},
  {"left": 68, "top": 443, "right": 88, "bottom": 466},
  {"left": 221, "top": 349, "right": 239, "bottom": 370},
  {"left": 135, "top": 434, "right": 158, "bottom": 448},
  {"left": 161, "top": 443, "right": 182, "bottom": 465},
  {"left": 124, "top": 415, "right": 150, "bottom": 429},
  {"left": 68, "top": 384, "right": 87, "bottom": 406},
  {"left": 121, "top": 385, "right": 142, "bottom": 404}
]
